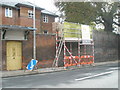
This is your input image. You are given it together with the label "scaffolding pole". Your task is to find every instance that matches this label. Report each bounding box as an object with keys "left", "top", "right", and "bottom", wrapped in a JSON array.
[
  {"left": 70, "top": 42, "right": 72, "bottom": 55},
  {"left": 55, "top": 41, "right": 63, "bottom": 67},
  {"left": 64, "top": 39, "right": 66, "bottom": 68},
  {"left": 53, "top": 31, "right": 63, "bottom": 67},
  {"left": 65, "top": 45, "right": 77, "bottom": 64},
  {"left": 92, "top": 42, "right": 95, "bottom": 63},
  {"left": 84, "top": 45, "right": 87, "bottom": 55},
  {"left": 78, "top": 27, "right": 81, "bottom": 65}
]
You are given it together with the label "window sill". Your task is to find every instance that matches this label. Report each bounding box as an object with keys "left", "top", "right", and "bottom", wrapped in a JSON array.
[
  {"left": 43, "top": 22, "right": 48, "bottom": 23},
  {"left": 5, "top": 16, "right": 12, "bottom": 18}
]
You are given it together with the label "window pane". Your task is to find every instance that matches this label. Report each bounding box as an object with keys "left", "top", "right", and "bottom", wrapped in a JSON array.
[
  {"left": 43, "top": 15, "right": 48, "bottom": 23},
  {"left": 9, "top": 9, "right": 12, "bottom": 17},
  {"left": 5, "top": 8, "right": 9, "bottom": 17},
  {"left": 28, "top": 10, "right": 33, "bottom": 18},
  {"left": 43, "top": 30, "right": 48, "bottom": 34},
  {"left": 5, "top": 8, "right": 12, "bottom": 17}
]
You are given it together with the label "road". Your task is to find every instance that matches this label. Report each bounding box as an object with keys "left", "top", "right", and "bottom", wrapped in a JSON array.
[{"left": 2, "top": 63, "right": 119, "bottom": 88}]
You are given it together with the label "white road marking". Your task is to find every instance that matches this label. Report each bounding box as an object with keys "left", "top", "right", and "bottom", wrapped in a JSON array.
[
  {"left": 84, "top": 73, "right": 92, "bottom": 76},
  {"left": 106, "top": 67, "right": 118, "bottom": 70},
  {"left": 75, "top": 71, "right": 114, "bottom": 81}
]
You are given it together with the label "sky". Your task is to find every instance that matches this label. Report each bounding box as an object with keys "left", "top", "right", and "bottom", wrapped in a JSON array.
[{"left": 26, "top": 0, "right": 58, "bottom": 12}]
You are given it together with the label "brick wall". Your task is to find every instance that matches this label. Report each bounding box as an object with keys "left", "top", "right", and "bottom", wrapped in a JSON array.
[
  {"left": 1, "top": 6, "right": 56, "bottom": 34},
  {"left": 19, "top": 6, "right": 41, "bottom": 33},
  {"left": 0, "top": 32, "right": 2, "bottom": 70},
  {"left": 1, "top": 6, "right": 41, "bottom": 33},
  {"left": 36, "top": 34, "right": 55, "bottom": 60},
  {"left": 1, "top": 30, "right": 119, "bottom": 70},
  {"left": 36, "top": 34, "right": 56, "bottom": 68},
  {"left": 41, "top": 23, "right": 53, "bottom": 33},
  {"left": 0, "top": 31, "right": 6, "bottom": 70},
  {"left": 22, "top": 33, "right": 56, "bottom": 68},
  {"left": 0, "top": 6, "right": 2, "bottom": 25},
  {"left": 2, "top": 7, "right": 19, "bottom": 25},
  {"left": 1, "top": 41, "right": 6, "bottom": 70},
  {"left": 41, "top": 15, "right": 55, "bottom": 33},
  {"left": 22, "top": 32, "right": 33, "bottom": 64},
  {"left": 48, "top": 16, "right": 55, "bottom": 23},
  {"left": 1, "top": 5, "right": 57, "bottom": 69},
  {"left": 1, "top": 33, "right": 56, "bottom": 70}
]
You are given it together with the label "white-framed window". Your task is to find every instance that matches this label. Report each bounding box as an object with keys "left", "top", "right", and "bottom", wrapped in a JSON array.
[
  {"left": 43, "top": 15, "right": 48, "bottom": 23},
  {"left": 5, "top": 7, "right": 12, "bottom": 17},
  {"left": 28, "top": 10, "right": 33, "bottom": 18}
]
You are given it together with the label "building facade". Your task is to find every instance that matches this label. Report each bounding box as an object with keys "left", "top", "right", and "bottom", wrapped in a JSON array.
[
  {"left": 0, "top": 0, "right": 58, "bottom": 70},
  {"left": 41, "top": 10, "right": 58, "bottom": 34}
]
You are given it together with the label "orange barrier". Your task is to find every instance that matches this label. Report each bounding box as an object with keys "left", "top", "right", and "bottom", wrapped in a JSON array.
[
  {"left": 64, "top": 55, "right": 94, "bottom": 67},
  {"left": 64, "top": 56, "right": 80, "bottom": 67},
  {"left": 80, "top": 55, "right": 94, "bottom": 65}
]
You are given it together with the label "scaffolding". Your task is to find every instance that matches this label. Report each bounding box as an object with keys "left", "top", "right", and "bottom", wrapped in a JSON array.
[{"left": 52, "top": 22, "right": 94, "bottom": 68}]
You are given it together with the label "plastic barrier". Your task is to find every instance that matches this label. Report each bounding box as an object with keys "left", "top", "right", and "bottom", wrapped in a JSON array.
[
  {"left": 80, "top": 55, "right": 94, "bottom": 65},
  {"left": 64, "top": 56, "right": 80, "bottom": 67},
  {"left": 64, "top": 55, "right": 94, "bottom": 67}
]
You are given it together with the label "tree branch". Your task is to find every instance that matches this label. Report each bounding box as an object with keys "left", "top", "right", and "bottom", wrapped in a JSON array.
[
  {"left": 113, "top": 22, "right": 120, "bottom": 26},
  {"left": 95, "top": 18, "right": 104, "bottom": 25}
]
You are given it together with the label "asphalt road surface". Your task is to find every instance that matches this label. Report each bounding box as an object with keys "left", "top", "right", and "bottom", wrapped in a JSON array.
[{"left": 2, "top": 63, "right": 119, "bottom": 88}]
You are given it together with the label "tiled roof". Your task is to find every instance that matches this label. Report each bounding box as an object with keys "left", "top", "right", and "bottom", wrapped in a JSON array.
[
  {"left": 41, "top": 10, "right": 58, "bottom": 17},
  {"left": 0, "top": 0, "right": 58, "bottom": 16},
  {"left": 0, "top": 0, "right": 44, "bottom": 10},
  {"left": 0, "top": 0, "right": 27, "bottom": 7}
]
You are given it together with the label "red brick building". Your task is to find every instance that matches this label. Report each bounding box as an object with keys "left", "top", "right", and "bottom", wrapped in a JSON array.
[
  {"left": 0, "top": 0, "right": 58, "bottom": 70},
  {"left": 41, "top": 10, "right": 58, "bottom": 34}
]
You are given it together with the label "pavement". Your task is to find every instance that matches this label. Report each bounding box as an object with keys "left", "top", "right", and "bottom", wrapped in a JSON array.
[{"left": 1, "top": 60, "right": 119, "bottom": 78}]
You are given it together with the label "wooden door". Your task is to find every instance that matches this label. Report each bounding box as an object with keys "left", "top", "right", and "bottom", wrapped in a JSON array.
[{"left": 6, "top": 41, "right": 22, "bottom": 70}]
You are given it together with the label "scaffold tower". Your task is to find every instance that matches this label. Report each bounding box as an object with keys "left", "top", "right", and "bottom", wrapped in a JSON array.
[{"left": 52, "top": 22, "right": 94, "bottom": 68}]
